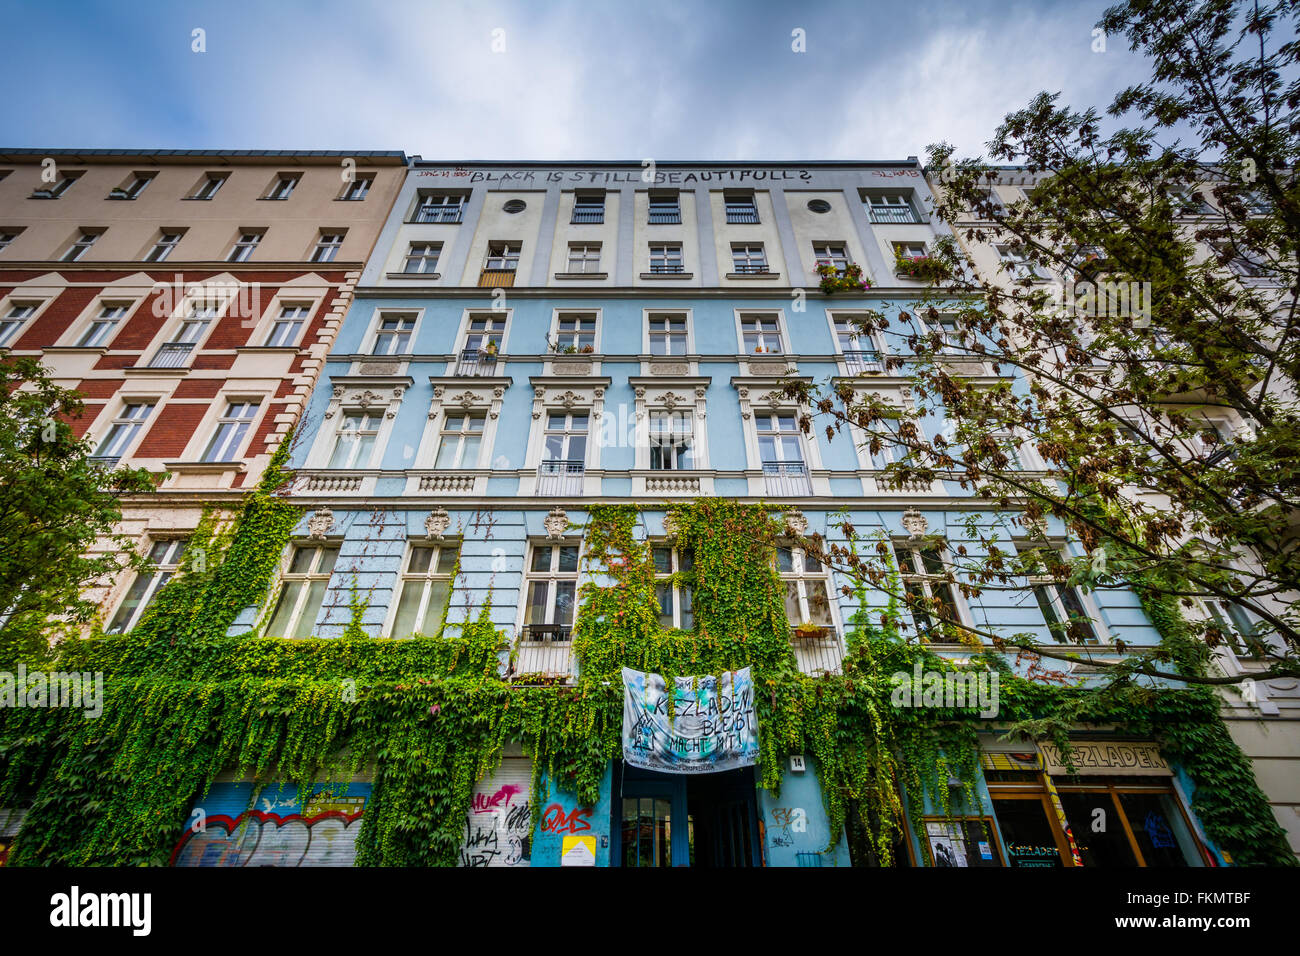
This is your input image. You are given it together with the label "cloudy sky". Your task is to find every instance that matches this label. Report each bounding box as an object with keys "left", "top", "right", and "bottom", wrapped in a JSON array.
[{"left": 1, "top": 0, "right": 1150, "bottom": 162}]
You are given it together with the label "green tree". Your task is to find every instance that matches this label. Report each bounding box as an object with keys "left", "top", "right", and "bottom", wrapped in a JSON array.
[
  {"left": 0, "top": 356, "right": 157, "bottom": 663},
  {"left": 787, "top": 0, "right": 1300, "bottom": 686}
]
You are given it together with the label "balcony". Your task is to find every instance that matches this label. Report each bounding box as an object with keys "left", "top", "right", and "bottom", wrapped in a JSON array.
[
  {"left": 508, "top": 626, "right": 574, "bottom": 681},
  {"left": 456, "top": 348, "right": 499, "bottom": 377},
  {"left": 478, "top": 269, "right": 516, "bottom": 288},
  {"left": 763, "top": 461, "right": 812, "bottom": 496},
  {"left": 414, "top": 206, "right": 463, "bottom": 224},
  {"left": 843, "top": 350, "right": 883, "bottom": 374},
  {"left": 147, "top": 341, "right": 194, "bottom": 368},
  {"left": 538, "top": 459, "right": 585, "bottom": 496},
  {"left": 869, "top": 205, "right": 920, "bottom": 224},
  {"left": 648, "top": 263, "right": 686, "bottom": 274},
  {"left": 731, "top": 262, "right": 771, "bottom": 275},
  {"left": 725, "top": 206, "right": 760, "bottom": 224},
  {"left": 790, "top": 627, "right": 845, "bottom": 676},
  {"left": 571, "top": 208, "right": 604, "bottom": 224}
]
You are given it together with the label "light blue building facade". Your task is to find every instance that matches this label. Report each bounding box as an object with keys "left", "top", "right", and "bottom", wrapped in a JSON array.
[{"left": 223, "top": 161, "right": 1223, "bottom": 868}]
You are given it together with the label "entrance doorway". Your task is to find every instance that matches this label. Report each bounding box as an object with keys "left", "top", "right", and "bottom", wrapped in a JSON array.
[{"left": 614, "top": 763, "right": 760, "bottom": 867}]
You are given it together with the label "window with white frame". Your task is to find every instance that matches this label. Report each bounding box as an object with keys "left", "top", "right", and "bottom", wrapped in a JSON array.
[
  {"left": 311, "top": 231, "right": 345, "bottom": 263},
  {"left": 740, "top": 314, "right": 783, "bottom": 354},
  {"left": 144, "top": 231, "right": 183, "bottom": 262},
  {"left": 649, "top": 411, "right": 694, "bottom": 469},
  {"left": 757, "top": 412, "right": 803, "bottom": 466},
  {"left": 32, "top": 172, "right": 82, "bottom": 199},
  {"left": 106, "top": 539, "right": 187, "bottom": 634},
  {"left": 864, "top": 191, "right": 919, "bottom": 223},
  {"left": 110, "top": 173, "right": 154, "bottom": 200},
  {"left": 543, "top": 411, "right": 588, "bottom": 465},
  {"left": 62, "top": 231, "right": 100, "bottom": 262},
  {"left": 265, "top": 173, "right": 300, "bottom": 201},
  {"left": 893, "top": 241, "right": 927, "bottom": 264},
  {"left": 202, "top": 400, "right": 260, "bottom": 462},
  {"left": 435, "top": 411, "right": 485, "bottom": 468},
  {"left": 340, "top": 175, "right": 374, "bottom": 201},
  {"left": 724, "top": 191, "right": 759, "bottom": 224},
  {"left": 93, "top": 402, "right": 154, "bottom": 463},
  {"left": 776, "top": 546, "right": 834, "bottom": 629},
  {"left": 77, "top": 302, "right": 130, "bottom": 347},
  {"left": 388, "top": 542, "right": 459, "bottom": 638},
  {"left": 227, "top": 231, "right": 263, "bottom": 262},
  {"left": 413, "top": 191, "right": 465, "bottom": 223},
  {"left": 971, "top": 187, "right": 1005, "bottom": 218},
  {"left": 731, "top": 243, "right": 769, "bottom": 274},
  {"left": 996, "top": 244, "right": 1047, "bottom": 281},
  {"left": 151, "top": 298, "right": 217, "bottom": 366},
  {"left": 566, "top": 243, "right": 602, "bottom": 274},
  {"left": 990, "top": 430, "right": 1026, "bottom": 469},
  {"left": 648, "top": 192, "right": 680, "bottom": 224},
  {"left": 463, "top": 313, "right": 506, "bottom": 357},
  {"left": 553, "top": 312, "right": 596, "bottom": 352},
  {"left": 871, "top": 412, "right": 905, "bottom": 468},
  {"left": 571, "top": 191, "right": 605, "bottom": 223},
  {"left": 372, "top": 313, "right": 416, "bottom": 354},
  {"left": 264, "top": 544, "right": 338, "bottom": 639},
  {"left": 523, "top": 544, "right": 580, "bottom": 639},
  {"left": 327, "top": 410, "right": 381, "bottom": 468},
  {"left": 265, "top": 302, "right": 311, "bottom": 347},
  {"left": 649, "top": 243, "right": 684, "bottom": 274},
  {"left": 0, "top": 230, "right": 20, "bottom": 253},
  {"left": 653, "top": 545, "right": 694, "bottom": 630},
  {"left": 1167, "top": 185, "right": 1214, "bottom": 216},
  {"left": 813, "top": 242, "right": 851, "bottom": 274},
  {"left": 648, "top": 313, "right": 687, "bottom": 355},
  {"left": 1204, "top": 598, "right": 1270, "bottom": 659},
  {"left": 484, "top": 242, "right": 520, "bottom": 272},
  {"left": 920, "top": 310, "right": 961, "bottom": 353},
  {"left": 1015, "top": 542, "right": 1100, "bottom": 644},
  {"left": 0, "top": 302, "right": 38, "bottom": 346},
  {"left": 893, "top": 545, "right": 966, "bottom": 641},
  {"left": 833, "top": 316, "right": 880, "bottom": 372},
  {"left": 403, "top": 241, "right": 441, "bottom": 274},
  {"left": 190, "top": 173, "right": 228, "bottom": 200}
]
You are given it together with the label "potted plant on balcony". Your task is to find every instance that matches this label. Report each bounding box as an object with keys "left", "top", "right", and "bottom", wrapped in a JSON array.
[
  {"left": 482, "top": 341, "right": 498, "bottom": 360},
  {"left": 815, "top": 262, "right": 872, "bottom": 294},
  {"left": 792, "top": 620, "right": 829, "bottom": 641},
  {"left": 894, "top": 254, "right": 952, "bottom": 283}
]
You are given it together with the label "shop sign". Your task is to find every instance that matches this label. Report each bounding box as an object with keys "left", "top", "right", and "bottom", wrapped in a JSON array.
[{"left": 1040, "top": 741, "right": 1170, "bottom": 776}]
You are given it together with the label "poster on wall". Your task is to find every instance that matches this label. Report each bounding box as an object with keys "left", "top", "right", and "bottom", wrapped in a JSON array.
[
  {"left": 621, "top": 666, "right": 759, "bottom": 774},
  {"left": 926, "top": 822, "right": 969, "bottom": 868}
]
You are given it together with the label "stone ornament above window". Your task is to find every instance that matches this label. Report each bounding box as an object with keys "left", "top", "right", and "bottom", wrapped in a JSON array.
[
  {"left": 544, "top": 506, "right": 568, "bottom": 540},
  {"left": 425, "top": 506, "right": 451, "bottom": 540},
  {"left": 784, "top": 508, "right": 809, "bottom": 536},
  {"left": 307, "top": 507, "right": 335, "bottom": 540},
  {"left": 901, "top": 507, "right": 928, "bottom": 540}
]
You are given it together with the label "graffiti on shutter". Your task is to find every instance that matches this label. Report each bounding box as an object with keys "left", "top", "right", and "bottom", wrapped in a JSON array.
[
  {"left": 170, "top": 782, "right": 369, "bottom": 867},
  {"left": 461, "top": 757, "right": 532, "bottom": 867}
]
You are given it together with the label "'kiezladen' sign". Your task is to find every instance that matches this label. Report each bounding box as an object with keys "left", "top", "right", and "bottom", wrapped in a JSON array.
[
  {"left": 621, "top": 667, "right": 758, "bottom": 774},
  {"left": 1040, "top": 741, "right": 1171, "bottom": 777}
]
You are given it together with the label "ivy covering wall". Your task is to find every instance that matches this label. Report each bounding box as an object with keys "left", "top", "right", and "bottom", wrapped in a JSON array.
[{"left": 0, "top": 452, "right": 1291, "bottom": 866}]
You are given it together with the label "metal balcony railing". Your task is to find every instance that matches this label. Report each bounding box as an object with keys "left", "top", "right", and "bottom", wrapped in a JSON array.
[
  {"left": 414, "top": 205, "right": 463, "bottom": 224},
  {"left": 789, "top": 628, "right": 845, "bottom": 676},
  {"left": 648, "top": 209, "right": 681, "bottom": 224},
  {"left": 843, "top": 350, "right": 883, "bottom": 374},
  {"left": 509, "top": 627, "right": 574, "bottom": 680},
  {"left": 732, "top": 262, "right": 771, "bottom": 275},
  {"left": 726, "top": 206, "right": 760, "bottom": 224},
  {"left": 762, "top": 460, "right": 811, "bottom": 496},
  {"left": 456, "top": 348, "right": 499, "bottom": 376},
  {"left": 478, "top": 269, "right": 516, "bottom": 288},
  {"left": 648, "top": 263, "right": 685, "bottom": 274},
  {"left": 571, "top": 208, "right": 605, "bottom": 223},
  {"left": 148, "top": 341, "right": 195, "bottom": 368},
  {"left": 88, "top": 455, "right": 121, "bottom": 469},
  {"left": 869, "top": 205, "right": 920, "bottom": 224},
  {"left": 538, "top": 459, "right": 585, "bottom": 496}
]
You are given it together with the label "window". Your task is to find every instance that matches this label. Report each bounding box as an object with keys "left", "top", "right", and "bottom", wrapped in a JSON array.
[
  {"left": 972, "top": 187, "right": 1005, "bottom": 218},
  {"left": 653, "top": 546, "right": 694, "bottom": 629},
  {"left": 264, "top": 173, "right": 300, "bottom": 200},
  {"left": 648, "top": 243, "right": 684, "bottom": 274},
  {"left": 864, "top": 192, "right": 919, "bottom": 224},
  {"left": 264, "top": 303, "right": 310, "bottom": 347},
  {"left": 0, "top": 230, "right": 20, "bottom": 253},
  {"left": 106, "top": 539, "right": 187, "bottom": 634},
  {"left": 776, "top": 546, "right": 834, "bottom": 629},
  {"left": 327, "top": 410, "right": 381, "bottom": 468},
  {"left": 989, "top": 430, "right": 1025, "bottom": 469},
  {"left": 1167, "top": 185, "right": 1214, "bottom": 216},
  {"left": 566, "top": 243, "right": 602, "bottom": 274},
  {"left": 484, "top": 242, "right": 520, "bottom": 271},
  {"left": 389, "top": 543, "right": 459, "bottom": 638},
  {"left": 227, "top": 231, "right": 263, "bottom": 262},
  {"left": 190, "top": 173, "right": 228, "bottom": 200},
  {"left": 1205, "top": 599, "right": 1270, "bottom": 659},
  {"left": 0, "top": 303, "right": 37, "bottom": 347},
  {"left": 649, "top": 191, "right": 680, "bottom": 224},
  {"left": 31, "top": 172, "right": 81, "bottom": 199},
  {"left": 202, "top": 401, "right": 260, "bottom": 462},
  {"left": 503, "top": 199, "right": 526, "bottom": 213},
  {"left": 996, "top": 244, "right": 1047, "bottom": 281},
  {"left": 77, "top": 303, "right": 130, "bottom": 347},
  {"left": 894, "top": 241, "right": 928, "bottom": 264},
  {"left": 523, "top": 544, "right": 580, "bottom": 639},
  {"left": 144, "top": 231, "right": 183, "bottom": 262},
  {"left": 156, "top": 298, "right": 218, "bottom": 366},
  {"left": 834, "top": 316, "right": 880, "bottom": 373},
  {"left": 403, "top": 241, "right": 441, "bottom": 274},
  {"left": 93, "top": 402, "right": 154, "bottom": 464},
  {"left": 340, "top": 175, "right": 373, "bottom": 201},
  {"left": 813, "top": 242, "right": 851, "bottom": 274},
  {"left": 435, "top": 411, "right": 485, "bottom": 468},
  {"left": 572, "top": 192, "right": 605, "bottom": 223},
  {"left": 731, "top": 243, "right": 769, "bottom": 274},
  {"left": 539, "top": 411, "right": 588, "bottom": 495},
  {"left": 1016, "top": 544, "right": 1099, "bottom": 644},
  {"left": 758, "top": 412, "right": 811, "bottom": 495},
  {"left": 62, "top": 231, "right": 100, "bottom": 262},
  {"left": 922, "top": 311, "right": 962, "bottom": 353},
  {"left": 649, "top": 411, "right": 694, "bottom": 470},
  {"left": 109, "top": 173, "right": 154, "bottom": 200},
  {"left": 264, "top": 545, "right": 338, "bottom": 639},
  {"left": 724, "top": 191, "right": 759, "bottom": 224},
  {"left": 648, "top": 313, "right": 687, "bottom": 355},
  {"left": 553, "top": 313, "right": 596, "bottom": 352},
  {"left": 463, "top": 314, "right": 506, "bottom": 356},
  {"left": 372, "top": 313, "right": 416, "bottom": 354},
  {"left": 413, "top": 191, "right": 465, "bottom": 223},
  {"left": 894, "top": 546, "right": 966, "bottom": 641},
  {"left": 741, "top": 314, "right": 783, "bottom": 354},
  {"left": 311, "top": 231, "right": 345, "bottom": 263}
]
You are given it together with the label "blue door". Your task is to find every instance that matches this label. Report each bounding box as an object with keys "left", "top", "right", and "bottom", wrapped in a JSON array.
[{"left": 614, "top": 763, "right": 760, "bottom": 867}]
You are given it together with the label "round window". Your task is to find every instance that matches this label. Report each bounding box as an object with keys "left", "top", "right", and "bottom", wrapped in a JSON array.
[
  {"left": 807, "top": 199, "right": 832, "bottom": 213},
  {"left": 503, "top": 199, "right": 526, "bottom": 213}
]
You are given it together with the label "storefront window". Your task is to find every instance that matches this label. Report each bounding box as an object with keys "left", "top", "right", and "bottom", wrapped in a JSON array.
[
  {"left": 622, "top": 797, "right": 672, "bottom": 867},
  {"left": 989, "top": 796, "right": 1065, "bottom": 868}
]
